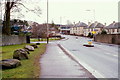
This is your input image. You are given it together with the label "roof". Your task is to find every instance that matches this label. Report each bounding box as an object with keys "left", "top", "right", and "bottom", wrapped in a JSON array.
[
  {"left": 106, "top": 22, "right": 120, "bottom": 29},
  {"left": 76, "top": 22, "right": 88, "bottom": 27},
  {"left": 89, "top": 22, "right": 104, "bottom": 28}
]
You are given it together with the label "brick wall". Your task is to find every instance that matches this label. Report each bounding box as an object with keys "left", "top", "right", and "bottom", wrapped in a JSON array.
[{"left": 94, "top": 34, "right": 120, "bottom": 45}]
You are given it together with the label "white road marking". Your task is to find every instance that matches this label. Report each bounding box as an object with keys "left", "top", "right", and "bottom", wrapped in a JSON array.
[
  {"left": 113, "top": 55, "right": 118, "bottom": 57},
  {"left": 105, "top": 53, "right": 110, "bottom": 54},
  {"left": 104, "top": 53, "right": 118, "bottom": 57}
]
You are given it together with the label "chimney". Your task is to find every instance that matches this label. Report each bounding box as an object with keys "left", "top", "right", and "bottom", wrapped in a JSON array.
[
  {"left": 113, "top": 21, "right": 115, "bottom": 23},
  {"left": 73, "top": 22, "right": 76, "bottom": 25},
  {"left": 88, "top": 22, "right": 91, "bottom": 25},
  {"left": 95, "top": 21, "right": 98, "bottom": 23},
  {"left": 104, "top": 23, "right": 107, "bottom": 27}
]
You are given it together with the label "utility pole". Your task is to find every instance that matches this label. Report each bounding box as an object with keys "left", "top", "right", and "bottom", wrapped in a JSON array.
[
  {"left": 47, "top": 0, "right": 49, "bottom": 44},
  {"left": 0, "top": 2, "right": 2, "bottom": 20},
  {"left": 85, "top": 9, "right": 95, "bottom": 22}
]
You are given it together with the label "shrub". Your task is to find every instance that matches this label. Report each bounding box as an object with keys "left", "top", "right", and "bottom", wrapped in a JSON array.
[
  {"left": 101, "top": 30, "right": 107, "bottom": 34},
  {"left": 87, "top": 32, "right": 93, "bottom": 38}
]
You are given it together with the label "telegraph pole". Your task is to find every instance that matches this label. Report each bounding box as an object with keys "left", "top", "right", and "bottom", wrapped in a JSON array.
[{"left": 47, "top": 0, "right": 49, "bottom": 44}]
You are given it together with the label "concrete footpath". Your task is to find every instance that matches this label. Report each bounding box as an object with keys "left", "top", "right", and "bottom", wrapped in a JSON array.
[{"left": 39, "top": 42, "right": 95, "bottom": 78}]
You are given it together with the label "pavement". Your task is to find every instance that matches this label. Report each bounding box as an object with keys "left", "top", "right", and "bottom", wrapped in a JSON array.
[{"left": 39, "top": 42, "right": 95, "bottom": 78}]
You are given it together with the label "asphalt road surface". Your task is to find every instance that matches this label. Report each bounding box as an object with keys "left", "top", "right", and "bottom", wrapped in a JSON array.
[{"left": 58, "top": 35, "right": 119, "bottom": 78}]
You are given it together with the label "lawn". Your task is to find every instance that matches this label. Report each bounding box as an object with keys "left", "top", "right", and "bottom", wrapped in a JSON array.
[
  {"left": 1, "top": 43, "right": 46, "bottom": 78},
  {"left": 30, "top": 37, "right": 61, "bottom": 42}
]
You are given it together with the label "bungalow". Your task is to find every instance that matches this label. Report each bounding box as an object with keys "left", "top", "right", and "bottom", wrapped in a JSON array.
[{"left": 105, "top": 21, "right": 120, "bottom": 34}]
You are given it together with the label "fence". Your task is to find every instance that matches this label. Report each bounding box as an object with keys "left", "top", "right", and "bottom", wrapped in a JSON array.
[{"left": 1, "top": 35, "right": 27, "bottom": 46}]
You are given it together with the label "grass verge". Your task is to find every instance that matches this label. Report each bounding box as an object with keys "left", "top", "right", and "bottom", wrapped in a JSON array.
[
  {"left": 1, "top": 43, "right": 46, "bottom": 78},
  {"left": 30, "top": 38, "right": 61, "bottom": 42}
]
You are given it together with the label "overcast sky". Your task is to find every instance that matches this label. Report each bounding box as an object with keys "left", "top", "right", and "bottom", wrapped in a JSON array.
[{"left": 10, "top": 0, "right": 119, "bottom": 25}]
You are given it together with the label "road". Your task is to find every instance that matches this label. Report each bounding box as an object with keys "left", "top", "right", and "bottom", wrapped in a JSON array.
[{"left": 58, "top": 35, "right": 118, "bottom": 78}]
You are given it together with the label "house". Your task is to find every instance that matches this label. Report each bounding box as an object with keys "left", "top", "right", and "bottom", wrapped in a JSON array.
[
  {"left": 105, "top": 21, "right": 120, "bottom": 34},
  {"left": 70, "top": 22, "right": 87, "bottom": 36},
  {"left": 83, "top": 22, "right": 91, "bottom": 36},
  {"left": 89, "top": 21, "right": 104, "bottom": 34},
  {"left": 83, "top": 21, "right": 104, "bottom": 36}
]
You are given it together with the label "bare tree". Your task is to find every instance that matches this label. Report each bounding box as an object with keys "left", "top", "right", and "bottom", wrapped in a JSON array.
[
  {"left": 32, "top": 23, "right": 47, "bottom": 39},
  {"left": 2, "top": 0, "right": 41, "bottom": 35},
  {"left": 2, "top": 0, "right": 20, "bottom": 35}
]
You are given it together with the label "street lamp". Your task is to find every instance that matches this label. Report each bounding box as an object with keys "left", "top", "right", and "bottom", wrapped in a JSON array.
[
  {"left": 85, "top": 9, "right": 95, "bottom": 22},
  {"left": 0, "top": 2, "right": 2, "bottom": 20},
  {"left": 85, "top": 9, "right": 96, "bottom": 40},
  {"left": 46, "top": 0, "right": 49, "bottom": 44}
]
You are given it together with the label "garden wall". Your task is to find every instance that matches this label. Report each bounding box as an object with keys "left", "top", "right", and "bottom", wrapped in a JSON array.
[
  {"left": 1, "top": 35, "right": 26, "bottom": 46},
  {"left": 94, "top": 34, "right": 120, "bottom": 45}
]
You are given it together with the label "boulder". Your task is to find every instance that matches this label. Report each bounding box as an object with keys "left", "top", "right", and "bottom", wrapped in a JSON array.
[
  {"left": 24, "top": 49, "right": 30, "bottom": 54},
  {"left": 30, "top": 44, "right": 38, "bottom": 48},
  {"left": 13, "top": 49, "right": 29, "bottom": 60},
  {"left": 0, "top": 59, "right": 21, "bottom": 69},
  {"left": 24, "top": 45, "right": 35, "bottom": 51}
]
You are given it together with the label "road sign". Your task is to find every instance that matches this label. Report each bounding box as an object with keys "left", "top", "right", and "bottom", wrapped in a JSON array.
[
  {"left": 91, "top": 31, "right": 96, "bottom": 34},
  {"left": 88, "top": 40, "right": 92, "bottom": 45}
]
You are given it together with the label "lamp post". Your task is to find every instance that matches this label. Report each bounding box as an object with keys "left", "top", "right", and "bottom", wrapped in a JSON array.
[
  {"left": 46, "top": 0, "right": 49, "bottom": 44},
  {"left": 85, "top": 9, "right": 95, "bottom": 22},
  {"left": 0, "top": 2, "right": 2, "bottom": 20},
  {"left": 86, "top": 9, "right": 96, "bottom": 40}
]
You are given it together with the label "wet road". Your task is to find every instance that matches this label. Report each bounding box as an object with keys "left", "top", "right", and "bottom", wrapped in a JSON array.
[{"left": 58, "top": 35, "right": 118, "bottom": 78}]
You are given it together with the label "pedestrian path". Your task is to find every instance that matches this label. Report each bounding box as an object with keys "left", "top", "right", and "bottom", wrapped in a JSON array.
[{"left": 39, "top": 42, "right": 94, "bottom": 78}]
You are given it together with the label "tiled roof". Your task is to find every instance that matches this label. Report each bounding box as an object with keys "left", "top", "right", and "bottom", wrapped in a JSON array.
[
  {"left": 76, "top": 22, "right": 88, "bottom": 27},
  {"left": 106, "top": 22, "right": 120, "bottom": 29},
  {"left": 89, "top": 22, "right": 104, "bottom": 28}
]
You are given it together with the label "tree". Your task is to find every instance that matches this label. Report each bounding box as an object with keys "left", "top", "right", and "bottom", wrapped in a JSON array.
[
  {"left": 32, "top": 23, "right": 47, "bottom": 38},
  {"left": 101, "top": 30, "right": 107, "bottom": 34},
  {"left": 2, "top": 0, "right": 21, "bottom": 35},
  {"left": 2, "top": 0, "right": 41, "bottom": 35},
  {"left": 87, "top": 32, "right": 93, "bottom": 38}
]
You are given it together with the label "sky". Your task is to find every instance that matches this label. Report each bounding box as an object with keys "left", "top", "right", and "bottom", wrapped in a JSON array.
[{"left": 1, "top": 0, "right": 119, "bottom": 25}]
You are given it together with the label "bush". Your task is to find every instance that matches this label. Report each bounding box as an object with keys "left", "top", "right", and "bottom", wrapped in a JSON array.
[
  {"left": 87, "top": 32, "right": 94, "bottom": 38},
  {"left": 101, "top": 30, "right": 107, "bottom": 34}
]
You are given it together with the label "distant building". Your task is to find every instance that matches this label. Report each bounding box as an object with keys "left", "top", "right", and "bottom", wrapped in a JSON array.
[{"left": 60, "top": 24, "right": 73, "bottom": 34}]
